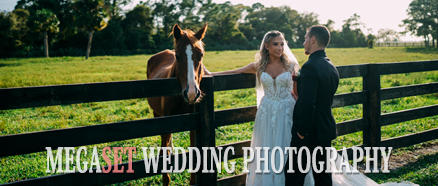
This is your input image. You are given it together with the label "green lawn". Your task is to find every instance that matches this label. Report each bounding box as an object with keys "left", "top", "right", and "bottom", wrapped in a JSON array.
[{"left": 0, "top": 47, "right": 437, "bottom": 185}]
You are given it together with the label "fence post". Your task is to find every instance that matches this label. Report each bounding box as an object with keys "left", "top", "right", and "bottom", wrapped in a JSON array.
[
  {"left": 196, "top": 76, "right": 217, "bottom": 186},
  {"left": 363, "top": 64, "right": 382, "bottom": 169}
]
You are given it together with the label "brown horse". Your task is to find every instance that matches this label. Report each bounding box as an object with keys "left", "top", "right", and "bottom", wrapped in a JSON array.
[{"left": 146, "top": 23, "right": 208, "bottom": 186}]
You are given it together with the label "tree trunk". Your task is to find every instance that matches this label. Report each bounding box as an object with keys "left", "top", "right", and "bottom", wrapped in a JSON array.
[
  {"left": 164, "top": 20, "right": 168, "bottom": 38},
  {"left": 43, "top": 31, "right": 49, "bottom": 58},
  {"left": 435, "top": 33, "right": 437, "bottom": 48},
  {"left": 156, "top": 16, "right": 159, "bottom": 35},
  {"left": 112, "top": 0, "right": 116, "bottom": 17},
  {"left": 435, "top": 26, "right": 438, "bottom": 48},
  {"left": 424, "top": 35, "right": 429, "bottom": 47},
  {"left": 86, "top": 30, "right": 94, "bottom": 60}
]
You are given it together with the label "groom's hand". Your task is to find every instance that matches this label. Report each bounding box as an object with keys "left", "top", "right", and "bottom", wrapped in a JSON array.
[{"left": 297, "top": 132, "right": 304, "bottom": 139}]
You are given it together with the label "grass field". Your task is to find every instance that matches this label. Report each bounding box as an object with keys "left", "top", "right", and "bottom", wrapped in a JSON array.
[{"left": 0, "top": 47, "right": 438, "bottom": 185}]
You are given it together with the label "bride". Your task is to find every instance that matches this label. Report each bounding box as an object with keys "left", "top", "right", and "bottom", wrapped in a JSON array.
[{"left": 204, "top": 30, "right": 418, "bottom": 186}]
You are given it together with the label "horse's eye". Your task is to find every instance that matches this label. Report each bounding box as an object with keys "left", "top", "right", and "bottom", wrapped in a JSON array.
[{"left": 198, "top": 53, "right": 204, "bottom": 61}]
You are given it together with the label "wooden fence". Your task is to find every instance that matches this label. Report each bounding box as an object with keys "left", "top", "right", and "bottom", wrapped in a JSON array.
[
  {"left": 376, "top": 42, "right": 427, "bottom": 47},
  {"left": 1, "top": 60, "right": 438, "bottom": 186}
]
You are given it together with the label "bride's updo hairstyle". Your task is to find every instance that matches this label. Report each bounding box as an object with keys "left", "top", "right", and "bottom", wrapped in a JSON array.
[{"left": 255, "top": 31, "right": 298, "bottom": 85}]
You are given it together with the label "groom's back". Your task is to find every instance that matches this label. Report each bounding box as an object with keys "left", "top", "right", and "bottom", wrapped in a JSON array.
[
  {"left": 307, "top": 56, "right": 339, "bottom": 109},
  {"left": 300, "top": 51, "right": 340, "bottom": 142}
]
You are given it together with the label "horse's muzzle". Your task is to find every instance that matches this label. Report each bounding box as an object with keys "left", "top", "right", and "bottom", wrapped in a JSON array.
[{"left": 183, "top": 85, "right": 201, "bottom": 103}]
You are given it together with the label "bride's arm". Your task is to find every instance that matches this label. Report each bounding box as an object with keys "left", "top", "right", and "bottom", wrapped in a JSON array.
[
  {"left": 204, "top": 62, "right": 257, "bottom": 76},
  {"left": 203, "top": 66, "right": 212, "bottom": 75},
  {"left": 292, "top": 83, "right": 298, "bottom": 100}
]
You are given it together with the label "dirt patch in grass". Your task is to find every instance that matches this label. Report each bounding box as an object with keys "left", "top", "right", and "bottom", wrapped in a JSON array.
[
  {"left": 386, "top": 143, "right": 438, "bottom": 172},
  {"left": 354, "top": 141, "right": 438, "bottom": 172}
]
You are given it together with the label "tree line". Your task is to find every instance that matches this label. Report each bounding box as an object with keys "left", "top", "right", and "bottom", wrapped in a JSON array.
[
  {"left": 401, "top": 0, "right": 438, "bottom": 48},
  {"left": 0, "top": 0, "right": 430, "bottom": 59}
]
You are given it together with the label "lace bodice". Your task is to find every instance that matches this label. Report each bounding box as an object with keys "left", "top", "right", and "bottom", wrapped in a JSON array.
[{"left": 260, "top": 71, "right": 294, "bottom": 101}]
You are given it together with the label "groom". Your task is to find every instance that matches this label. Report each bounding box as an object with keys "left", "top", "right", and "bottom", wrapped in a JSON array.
[{"left": 284, "top": 25, "right": 340, "bottom": 185}]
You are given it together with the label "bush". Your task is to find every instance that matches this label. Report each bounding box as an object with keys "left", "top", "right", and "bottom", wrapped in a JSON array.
[{"left": 368, "top": 39, "right": 374, "bottom": 49}]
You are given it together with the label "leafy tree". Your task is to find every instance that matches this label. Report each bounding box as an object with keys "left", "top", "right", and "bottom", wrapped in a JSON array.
[
  {"left": 148, "top": 0, "right": 181, "bottom": 36},
  {"left": 198, "top": 1, "right": 250, "bottom": 49},
  {"left": 401, "top": 0, "right": 438, "bottom": 47},
  {"left": 14, "top": 0, "right": 67, "bottom": 54},
  {"left": 366, "top": 29, "right": 376, "bottom": 48},
  {"left": 92, "top": 17, "right": 125, "bottom": 54},
  {"left": 242, "top": 5, "right": 299, "bottom": 48},
  {"left": 28, "top": 8, "right": 59, "bottom": 57},
  {"left": 250, "top": 2, "right": 264, "bottom": 12},
  {"left": 121, "top": 4, "right": 155, "bottom": 51},
  {"left": 103, "top": 0, "right": 131, "bottom": 17},
  {"left": 342, "top": 13, "right": 365, "bottom": 30},
  {"left": 324, "top": 19, "right": 335, "bottom": 31},
  {"left": 0, "top": 9, "right": 30, "bottom": 56},
  {"left": 323, "top": 19, "right": 343, "bottom": 47},
  {"left": 3, "top": 0, "right": 387, "bottom": 57},
  {"left": 0, "top": 11, "right": 17, "bottom": 57},
  {"left": 295, "top": 12, "right": 319, "bottom": 46},
  {"left": 15, "top": 0, "right": 72, "bottom": 32},
  {"left": 15, "top": 0, "right": 78, "bottom": 55},
  {"left": 10, "top": 9, "right": 30, "bottom": 41},
  {"left": 377, "top": 28, "right": 400, "bottom": 45},
  {"left": 72, "top": 0, "right": 109, "bottom": 59},
  {"left": 339, "top": 14, "right": 367, "bottom": 47},
  {"left": 141, "top": 0, "right": 182, "bottom": 50},
  {"left": 178, "top": 0, "right": 202, "bottom": 29}
]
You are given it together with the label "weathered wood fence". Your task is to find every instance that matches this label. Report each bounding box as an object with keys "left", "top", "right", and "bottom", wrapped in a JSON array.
[{"left": 0, "top": 60, "right": 438, "bottom": 186}]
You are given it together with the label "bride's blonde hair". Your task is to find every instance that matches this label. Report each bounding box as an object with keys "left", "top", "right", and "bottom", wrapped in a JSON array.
[{"left": 255, "top": 31, "right": 296, "bottom": 85}]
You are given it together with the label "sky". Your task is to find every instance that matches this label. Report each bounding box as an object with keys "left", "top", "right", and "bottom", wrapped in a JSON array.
[{"left": 1, "top": 0, "right": 422, "bottom": 41}]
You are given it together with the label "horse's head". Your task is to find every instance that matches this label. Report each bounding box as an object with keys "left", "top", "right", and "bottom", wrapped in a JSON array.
[{"left": 172, "top": 23, "right": 208, "bottom": 104}]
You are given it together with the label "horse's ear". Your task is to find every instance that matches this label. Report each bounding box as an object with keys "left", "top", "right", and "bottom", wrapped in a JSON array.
[
  {"left": 173, "top": 24, "right": 182, "bottom": 40},
  {"left": 194, "top": 23, "right": 208, "bottom": 40}
]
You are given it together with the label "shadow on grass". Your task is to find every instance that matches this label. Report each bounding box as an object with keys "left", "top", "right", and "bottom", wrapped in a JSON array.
[
  {"left": 366, "top": 152, "right": 438, "bottom": 185},
  {"left": 0, "top": 63, "right": 22, "bottom": 68},
  {"left": 404, "top": 47, "right": 438, "bottom": 54}
]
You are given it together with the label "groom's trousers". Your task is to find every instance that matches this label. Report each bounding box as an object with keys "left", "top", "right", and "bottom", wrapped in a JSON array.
[{"left": 284, "top": 134, "right": 332, "bottom": 186}]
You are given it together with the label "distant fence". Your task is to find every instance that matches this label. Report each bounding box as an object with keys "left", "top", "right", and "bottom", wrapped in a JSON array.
[
  {"left": 376, "top": 42, "right": 427, "bottom": 47},
  {"left": 1, "top": 60, "right": 438, "bottom": 186}
]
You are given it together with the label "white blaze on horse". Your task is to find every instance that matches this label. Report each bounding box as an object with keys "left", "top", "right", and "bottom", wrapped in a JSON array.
[{"left": 146, "top": 23, "right": 208, "bottom": 186}]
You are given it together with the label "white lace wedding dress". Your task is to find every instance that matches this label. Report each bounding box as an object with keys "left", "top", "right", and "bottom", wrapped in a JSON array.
[
  {"left": 246, "top": 71, "right": 296, "bottom": 186},
  {"left": 245, "top": 71, "right": 418, "bottom": 186}
]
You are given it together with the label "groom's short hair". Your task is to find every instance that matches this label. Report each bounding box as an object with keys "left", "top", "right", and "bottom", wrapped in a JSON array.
[{"left": 307, "top": 25, "right": 330, "bottom": 48}]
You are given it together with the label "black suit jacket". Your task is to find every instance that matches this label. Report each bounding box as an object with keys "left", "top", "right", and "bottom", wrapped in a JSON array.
[{"left": 292, "top": 50, "right": 340, "bottom": 143}]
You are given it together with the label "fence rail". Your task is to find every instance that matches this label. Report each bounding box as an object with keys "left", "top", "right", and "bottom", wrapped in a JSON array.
[
  {"left": 376, "top": 42, "right": 426, "bottom": 47},
  {"left": 1, "top": 60, "right": 438, "bottom": 186}
]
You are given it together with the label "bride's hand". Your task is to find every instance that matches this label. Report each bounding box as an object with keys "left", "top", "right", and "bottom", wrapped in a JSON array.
[
  {"left": 203, "top": 66, "right": 212, "bottom": 75},
  {"left": 291, "top": 92, "right": 298, "bottom": 101}
]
